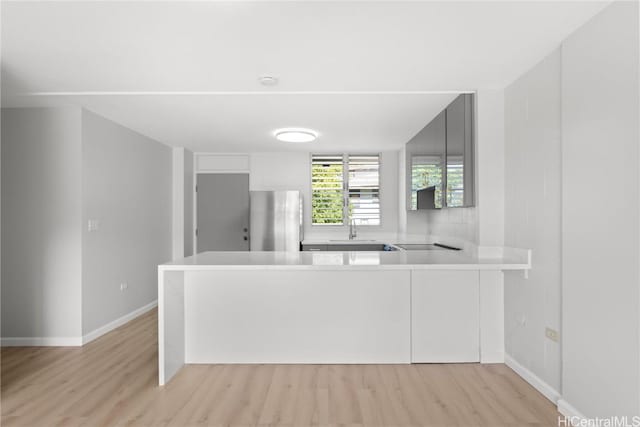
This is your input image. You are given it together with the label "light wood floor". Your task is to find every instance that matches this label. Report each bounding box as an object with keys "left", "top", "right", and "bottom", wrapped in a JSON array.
[{"left": 1, "top": 309, "right": 559, "bottom": 427}]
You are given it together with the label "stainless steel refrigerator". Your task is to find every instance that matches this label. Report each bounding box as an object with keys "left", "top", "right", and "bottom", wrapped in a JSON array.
[{"left": 249, "top": 190, "right": 303, "bottom": 251}]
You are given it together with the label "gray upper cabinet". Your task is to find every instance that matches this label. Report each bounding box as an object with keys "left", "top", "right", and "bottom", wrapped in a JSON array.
[
  {"left": 406, "top": 110, "right": 446, "bottom": 210},
  {"left": 445, "top": 94, "right": 474, "bottom": 207},
  {"left": 406, "top": 94, "right": 475, "bottom": 210}
]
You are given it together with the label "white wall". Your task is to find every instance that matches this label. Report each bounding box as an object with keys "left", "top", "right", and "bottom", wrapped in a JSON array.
[
  {"left": 1, "top": 108, "right": 83, "bottom": 342},
  {"left": 249, "top": 151, "right": 399, "bottom": 237},
  {"left": 172, "top": 147, "right": 194, "bottom": 259},
  {"left": 81, "top": 110, "right": 172, "bottom": 335},
  {"left": 475, "top": 90, "right": 505, "bottom": 250},
  {"left": 184, "top": 149, "right": 194, "bottom": 257},
  {"left": 398, "top": 146, "right": 407, "bottom": 233},
  {"left": 379, "top": 151, "right": 399, "bottom": 234},
  {"left": 504, "top": 49, "right": 562, "bottom": 393},
  {"left": 249, "top": 151, "right": 310, "bottom": 232},
  {"left": 561, "top": 1, "right": 639, "bottom": 417},
  {"left": 408, "top": 207, "right": 478, "bottom": 244}
]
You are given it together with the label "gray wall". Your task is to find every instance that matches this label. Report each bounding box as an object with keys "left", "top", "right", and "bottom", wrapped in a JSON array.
[
  {"left": 504, "top": 49, "right": 562, "bottom": 392},
  {"left": 81, "top": 110, "right": 172, "bottom": 335},
  {"left": 561, "top": 1, "right": 639, "bottom": 417},
  {"left": 1, "top": 108, "right": 83, "bottom": 340}
]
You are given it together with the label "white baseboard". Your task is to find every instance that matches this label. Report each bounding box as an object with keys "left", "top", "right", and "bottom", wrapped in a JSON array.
[
  {"left": 480, "top": 350, "right": 505, "bottom": 364},
  {"left": 1, "top": 336, "right": 83, "bottom": 347},
  {"left": 1, "top": 300, "right": 157, "bottom": 347},
  {"left": 82, "top": 300, "right": 157, "bottom": 345},
  {"left": 557, "top": 399, "right": 587, "bottom": 425},
  {"left": 505, "top": 353, "right": 561, "bottom": 404}
]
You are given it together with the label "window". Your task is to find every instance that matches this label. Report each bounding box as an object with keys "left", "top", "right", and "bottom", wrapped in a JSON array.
[
  {"left": 347, "top": 155, "right": 380, "bottom": 225},
  {"left": 311, "top": 155, "right": 344, "bottom": 225},
  {"left": 446, "top": 155, "right": 464, "bottom": 207},
  {"left": 311, "top": 154, "right": 381, "bottom": 226}
]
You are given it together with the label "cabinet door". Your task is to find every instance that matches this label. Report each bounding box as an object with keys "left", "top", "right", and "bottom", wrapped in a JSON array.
[
  {"left": 406, "top": 110, "right": 446, "bottom": 210},
  {"left": 411, "top": 270, "right": 479, "bottom": 362},
  {"left": 445, "top": 94, "right": 475, "bottom": 207}
]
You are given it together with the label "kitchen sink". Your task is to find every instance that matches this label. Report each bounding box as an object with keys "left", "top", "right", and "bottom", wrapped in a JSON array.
[
  {"left": 328, "top": 239, "right": 377, "bottom": 243},
  {"left": 326, "top": 243, "right": 398, "bottom": 251},
  {"left": 303, "top": 242, "right": 398, "bottom": 251},
  {"left": 395, "top": 243, "right": 459, "bottom": 251},
  {"left": 303, "top": 242, "right": 459, "bottom": 252}
]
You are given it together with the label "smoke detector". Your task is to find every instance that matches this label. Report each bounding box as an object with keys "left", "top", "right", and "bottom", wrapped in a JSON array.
[{"left": 259, "top": 75, "right": 279, "bottom": 86}]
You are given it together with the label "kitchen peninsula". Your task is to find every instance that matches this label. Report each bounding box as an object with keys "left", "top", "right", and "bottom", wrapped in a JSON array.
[{"left": 158, "top": 247, "right": 530, "bottom": 385}]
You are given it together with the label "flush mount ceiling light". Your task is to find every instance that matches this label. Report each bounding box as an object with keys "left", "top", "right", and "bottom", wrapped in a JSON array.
[{"left": 274, "top": 128, "right": 318, "bottom": 143}]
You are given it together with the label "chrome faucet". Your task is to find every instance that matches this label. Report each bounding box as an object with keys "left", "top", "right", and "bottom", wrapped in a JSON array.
[{"left": 348, "top": 219, "right": 357, "bottom": 240}]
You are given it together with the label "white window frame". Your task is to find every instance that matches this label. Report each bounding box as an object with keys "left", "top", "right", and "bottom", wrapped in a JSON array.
[{"left": 309, "top": 153, "right": 383, "bottom": 228}]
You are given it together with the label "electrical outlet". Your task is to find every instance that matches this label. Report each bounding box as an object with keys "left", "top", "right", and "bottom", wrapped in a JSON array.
[
  {"left": 545, "top": 327, "right": 559, "bottom": 342},
  {"left": 88, "top": 219, "right": 100, "bottom": 232},
  {"left": 120, "top": 282, "right": 128, "bottom": 292}
]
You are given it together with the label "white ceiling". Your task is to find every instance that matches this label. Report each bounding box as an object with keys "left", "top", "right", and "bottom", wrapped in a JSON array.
[{"left": 1, "top": 1, "right": 610, "bottom": 152}]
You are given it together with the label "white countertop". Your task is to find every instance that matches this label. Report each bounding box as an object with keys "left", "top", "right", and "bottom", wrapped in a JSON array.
[
  {"left": 300, "top": 233, "right": 484, "bottom": 253},
  {"left": 160, "top": 248, "right": 531, "bottom": 271}
]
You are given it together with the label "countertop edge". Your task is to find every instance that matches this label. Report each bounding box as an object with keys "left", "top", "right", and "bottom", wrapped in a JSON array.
[{"left": 158, "top": 263, "right": 531, "bottom": 272}]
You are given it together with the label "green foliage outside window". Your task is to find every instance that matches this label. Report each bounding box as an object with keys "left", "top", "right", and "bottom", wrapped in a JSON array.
[
  {"left": 411, "top": 160, "right": 443, "bottom": 209},
  {"left": 311, "top": 163, "right": 344, "bottom": 224}
]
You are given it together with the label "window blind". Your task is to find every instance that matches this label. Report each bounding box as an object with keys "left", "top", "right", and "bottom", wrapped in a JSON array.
[
  {"left": 446, "top": 155, "right": 464, "bottom": 207},
  {"left": 311, "top": 155, "right": 344, "bottom": 225},
  {"left": 311, "top": 154, "right": 381, "bottom": 226},
  {"left": 347, "top": 155, "right": 380, "bottom": 226}
]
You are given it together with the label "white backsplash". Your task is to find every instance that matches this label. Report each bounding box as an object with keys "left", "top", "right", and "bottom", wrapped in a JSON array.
[{"left": 407, "top": 207, "right": 478, "bottom": 247}]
